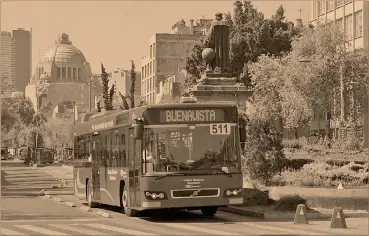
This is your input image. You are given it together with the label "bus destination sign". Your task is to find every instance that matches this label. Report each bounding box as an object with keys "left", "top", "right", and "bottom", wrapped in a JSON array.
[
  {"left": 92, "top": 120, "right": 114, "bottom": 131},
  {"left": 160, "top": 109, "right": 225, "bottom": 123}
]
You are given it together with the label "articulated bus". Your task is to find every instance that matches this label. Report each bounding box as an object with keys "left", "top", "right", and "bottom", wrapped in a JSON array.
[{"left": 73, "top": 100, "right": 246, "bottom": 217}]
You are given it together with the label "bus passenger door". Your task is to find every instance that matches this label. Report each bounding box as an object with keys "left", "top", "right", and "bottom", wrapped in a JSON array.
[
  {"left": 91, "top": 135, "right": 101, "bottom": 200},
  {"left": 128, "top": 128, "right": 141, "bottom": 208}
]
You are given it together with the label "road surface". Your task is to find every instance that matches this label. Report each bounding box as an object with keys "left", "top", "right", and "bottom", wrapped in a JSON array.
[{"left": 1, "top": 161, "right": 368, "bottom": 236}]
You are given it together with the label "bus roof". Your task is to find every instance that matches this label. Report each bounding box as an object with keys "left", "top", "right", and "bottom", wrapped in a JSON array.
[{"left": 72, "top": 103, "right": 238, "bottom": 136}]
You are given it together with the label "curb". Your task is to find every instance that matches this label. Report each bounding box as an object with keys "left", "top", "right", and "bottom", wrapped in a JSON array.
[
  {"left": 65, "top": 202, "right": 76, "bottom": 207},
  {"left": 97, "top": 211, "right": 112, "bottom": 218},
  {"left": 44, "top": 195, "right": 52, "bottom": 199},
  {"left": 220, "top": 206, "right": 369, "bottom": 220},
  {"left": 79, "top": 206, "right": 92, "bottom": 212},
  {"left": 219, "top": 207, "right": 264, "bottom": 219}
]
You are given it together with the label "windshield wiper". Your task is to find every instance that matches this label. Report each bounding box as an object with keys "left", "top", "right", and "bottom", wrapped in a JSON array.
[
  {"left": 154, "top": 172, "right": 187, "bottom": 181},
  {"left": 212, "top": 168, "right": 233, "bottom": 177}
]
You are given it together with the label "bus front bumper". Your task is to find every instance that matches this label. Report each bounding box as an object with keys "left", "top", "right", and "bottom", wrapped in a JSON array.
[{"left": 140, "top": 197, "right": 243, "bottom": 210}]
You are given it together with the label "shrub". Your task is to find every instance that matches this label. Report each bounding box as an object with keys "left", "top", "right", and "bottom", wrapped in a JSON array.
[
  {"left": 283, "top": 139, "right": 302, "bottom": 149},
  {"left": 285, "top": 158, "right": 314, "bottom": 171},
  {"left": 242, "top": 115, "right": 287, "bottom": 186},
  {"left": 278, "top": 161, "right": 369, "bottom": 187},
  {"left": 275, "top": 194, "right": 307, "bottom": 212},
  {"left": 332, "top": 136, "right": 364, "bottom": 151}
]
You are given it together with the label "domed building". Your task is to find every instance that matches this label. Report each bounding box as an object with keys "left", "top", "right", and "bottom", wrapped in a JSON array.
[{"left": 25, "top": 33, "right": 93, "bottom": 115}]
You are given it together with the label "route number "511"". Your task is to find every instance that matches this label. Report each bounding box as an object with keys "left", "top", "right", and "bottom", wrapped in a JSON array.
[{"left": 210, "top": 124, "right": 231, "bottom": 135}]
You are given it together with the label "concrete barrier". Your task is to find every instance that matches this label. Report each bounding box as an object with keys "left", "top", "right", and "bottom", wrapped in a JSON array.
[
  {"left": 97, "top": 210, "right": 112, "bottom": 218},
  {"left": 65, "top": 202, "right": 76, "bottom": 207},
  {"left": 79, "top": 206, "right": 92, "bottom": 212}
]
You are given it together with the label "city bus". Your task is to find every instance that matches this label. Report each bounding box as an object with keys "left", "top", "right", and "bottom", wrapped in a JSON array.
[{"left": 73, "top": 99, "right": 246, "bottom": 217}]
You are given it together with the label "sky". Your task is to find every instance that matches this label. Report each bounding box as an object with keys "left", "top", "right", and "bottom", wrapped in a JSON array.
[{"left": 1, "top": 0, "right": 310, "bottom": 75}]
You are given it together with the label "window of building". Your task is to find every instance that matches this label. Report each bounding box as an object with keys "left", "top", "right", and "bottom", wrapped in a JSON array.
[
  {"left": 62, "top": 67, "right": 66, "bottom": 79},
  {"left": 150, "top": 45, "right": 152, "bottom": 59},
  {"left": 336, "top": 18, "right": 343, "bottom": 31},
  {"left": 336, "top": 1, "right": 343, "bottom": 7},
  {"left": 142, "top": 67, "right": 144, "bottom": 78},
  {"left": 153, "top": 43, "right": 156, "bottom": 57},
  {"left": 78, "top": 68, "right": 81, "bottom": 80},
  {"left": 67, "top": 67, "right": 72, "bottom": 79},
  {"left": 344, "top": 0, "right": 352, "bottom": 4},
  {"left": 57, "top": 67, "right": 61, "bottom": 79},
  {"left": 72, "top": 68, "right": 76, "bottom": 79},
  {"left": 355, "top": 10, "right": 363, "bottom": 38},
  {"left": 150, "top": 62, "right": 152, "bottom": 75},
  {"left": 153, "top": 59, "right": 156, "bottom": 73},
  {"left": 345, "top": 14, "right": 353, "bottom": 39},
  {"left": 313, "top": 2, "right": 318, "bottom": 19},
  {"left": 319, "top": 1, "right": 326, "bottom": 15},
  {"left": 327, "top": 1, "right": 335, "bottom": 11},
  {"left": 147, "top": 79, "right": 149, "bottom": 93}
]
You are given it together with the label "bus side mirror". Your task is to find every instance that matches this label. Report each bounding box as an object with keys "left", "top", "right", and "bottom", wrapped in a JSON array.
[
  {"left": 133, "top": 123, "right": 144, "bottom": 140},
  {"left": 239, "top": 127, "right": 246, "bottom": 143}
]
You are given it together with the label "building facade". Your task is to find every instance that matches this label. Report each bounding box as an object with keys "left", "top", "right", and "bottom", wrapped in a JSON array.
[
  {"left": 108, "top": 68, "right": 141, "bottom": 107},
  {"left": 25, "top": 33, "right": 93, "bottom": 114},
  {"left": 140, "top": 19, "right": 211, "bottom": 105},
  {"left": 13, "top": 28, "right": 32, "bottom": 94},
  {"left": 1, "top": 31, "right": 16, "bottom": 93},
  {"left": 155, "top": 70, "right": 186, "bottom": 104},
  {"left": 309, "top": 0, "right": 369, "bottom": 146},
  {"left": 310, "top": 1, "right": 368, "bottom": 51}
]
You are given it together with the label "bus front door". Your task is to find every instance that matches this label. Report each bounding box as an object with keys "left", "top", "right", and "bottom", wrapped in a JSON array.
[
  {"left": 128, "top": 128, "right": 141, "bottom": 208},
  {"left": 92, "top": 136, "right": 101, "bottom": 201}
]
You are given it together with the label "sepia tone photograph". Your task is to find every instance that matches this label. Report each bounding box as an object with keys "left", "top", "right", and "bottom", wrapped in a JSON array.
[{"left": 1, "top": 0, "right": 368, "bottom": 235}]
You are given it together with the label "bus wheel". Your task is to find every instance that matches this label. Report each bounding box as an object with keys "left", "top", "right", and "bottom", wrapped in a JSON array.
[
  {"left": 87, "top": 182, "right": 98, "bottom": 208},
  {"left": 201, "top": 206, "right": 218, "bottom": 216},
  {"left": 122, "top": 185, "right": 137, "bottom": 217}
]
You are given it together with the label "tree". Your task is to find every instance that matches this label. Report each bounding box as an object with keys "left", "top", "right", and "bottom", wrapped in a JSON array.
[
  {"left": 108, "top": 84, "right": 115, "bottom": 110},
  {"left": 119, "top": 92, "right": 130, "bottom": 110},
  {"left": 184, "top": 1, "right": 300, "bottom": 86},
  {"left": 184, "top": 42, "right": 206, "bottom": 84},
  {"left": 130, "top": 60, "right": 136, "bottom": 109},
  {"left": 242, "top": 112, "right": 286, "bottom": 185},
  {"left": 101, "top": 63, "right": 110, "bottom": 110}
]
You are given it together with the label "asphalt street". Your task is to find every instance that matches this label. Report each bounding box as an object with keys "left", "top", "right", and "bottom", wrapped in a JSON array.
[{"left": 1, "top": 161, "right": 368, "bottom": 236}]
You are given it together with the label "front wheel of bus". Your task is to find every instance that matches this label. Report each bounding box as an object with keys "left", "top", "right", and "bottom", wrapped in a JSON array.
[
  {"left": 87, "top": 182, "right": 98, "bottom": 208},
  {"left": 201, "top": 206, "right": 218, "bottom": 216},
  {"left": 122, "top": 185, "right": 137, "bottom": 217}
]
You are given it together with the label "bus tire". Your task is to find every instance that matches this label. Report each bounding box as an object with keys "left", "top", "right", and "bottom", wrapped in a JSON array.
[
  {"left": 87, "top": 181, "right": 98, "bottom": 208},
  {"left": 200, "top": 206, "right": 218, "bottom": 216},
  {"left": 122, "top": 185, "right": 137, "bottom": 217}
]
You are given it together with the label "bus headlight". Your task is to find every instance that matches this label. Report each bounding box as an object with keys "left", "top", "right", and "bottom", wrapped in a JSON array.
[
  {"left": 144, "top": 191, "right": 167, "bottom": 200},
  {"left": 223, "top": 188, "right": 242, "bottom": 197}
]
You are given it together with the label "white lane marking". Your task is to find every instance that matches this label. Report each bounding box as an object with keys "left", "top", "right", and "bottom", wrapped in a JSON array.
[
  {"left": 2, "top": 219, "right": 98, "bottom": 223},
  {"left": 50, "top": 224, "right": 108, "bottom": 235},
  {"left": 160, "top": 223, "right": 239, "bottom": 235},
  {"left": 15, "top": 225, "right": 70, "bottom": 235},
  {"left": 240, "top": 222, "right": 325, "bottom": 235},
  {"left": 1, "top": 228, "right": 27, "bottom": 236},
  {"left": 85, "top": 223, "right": 156, "bottom": 236}
]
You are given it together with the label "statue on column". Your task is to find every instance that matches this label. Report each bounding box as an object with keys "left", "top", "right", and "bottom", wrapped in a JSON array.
[{"left": 202, "top": 13, "right": 230, "bottom": 73}]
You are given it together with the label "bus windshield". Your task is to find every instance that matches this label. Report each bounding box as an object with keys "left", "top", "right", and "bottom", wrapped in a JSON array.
[{"left": 142, "top": 124, "right": 241, "bottom": 175}]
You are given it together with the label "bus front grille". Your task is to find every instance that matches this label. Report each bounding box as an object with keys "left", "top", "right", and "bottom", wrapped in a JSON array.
[{"left": 171, "top": 188, "right": 220, "bottom": 199}]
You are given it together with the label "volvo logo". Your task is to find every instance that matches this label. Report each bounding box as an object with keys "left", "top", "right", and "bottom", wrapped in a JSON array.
[{"left": 190, "top": 190, "right": 201, "bottom": 197}]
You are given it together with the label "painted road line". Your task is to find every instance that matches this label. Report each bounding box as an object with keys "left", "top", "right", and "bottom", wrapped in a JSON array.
[
  {"left": 160, "top": 223, "right": 239, "bottom": 235},
  {"left": 240, "top": 222, "right": 325, "bottom": 235},
  {"left": 2, "top": 218, "right": 98, "bottom": 223},
  {"left": 15, "top": 225, "right": 70, "bottom": 236},
  {"left": 50, "top": 224, "right": 108, "bottom": 235},
  {"left": 1, "top": 228, "right": 27, "bottom": 236},
  {"left": 85, "top": 223, "right": 156, "bottom": 236}
]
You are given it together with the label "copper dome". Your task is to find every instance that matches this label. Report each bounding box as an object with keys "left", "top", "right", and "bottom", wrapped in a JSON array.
[{"left": 41, "top": 33, "right": 86, "bottom": 64}]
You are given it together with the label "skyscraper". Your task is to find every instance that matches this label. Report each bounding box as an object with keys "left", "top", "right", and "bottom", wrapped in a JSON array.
[
  {"left": 1, "top": 31, "right": 16, "bottom": 93},
  {"left": 13, "top": 28, "right": 32, "bottom": 93}
]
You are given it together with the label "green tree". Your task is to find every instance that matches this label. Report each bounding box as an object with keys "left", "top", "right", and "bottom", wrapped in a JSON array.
[
  {"left": 242, "top": 112, "right": 286, "bottom": 185},
  {"left": 101, "top": 63, "right": 110, "bottom": 110},
  {"left": 184, "top": 42, "right": 206, "bottom": 84},
  {"left": 130, "top": 60, "right": 136, "bottom": 108},
  {"left": 108, "top": 84, "right": 115, "bottom": 110}
]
